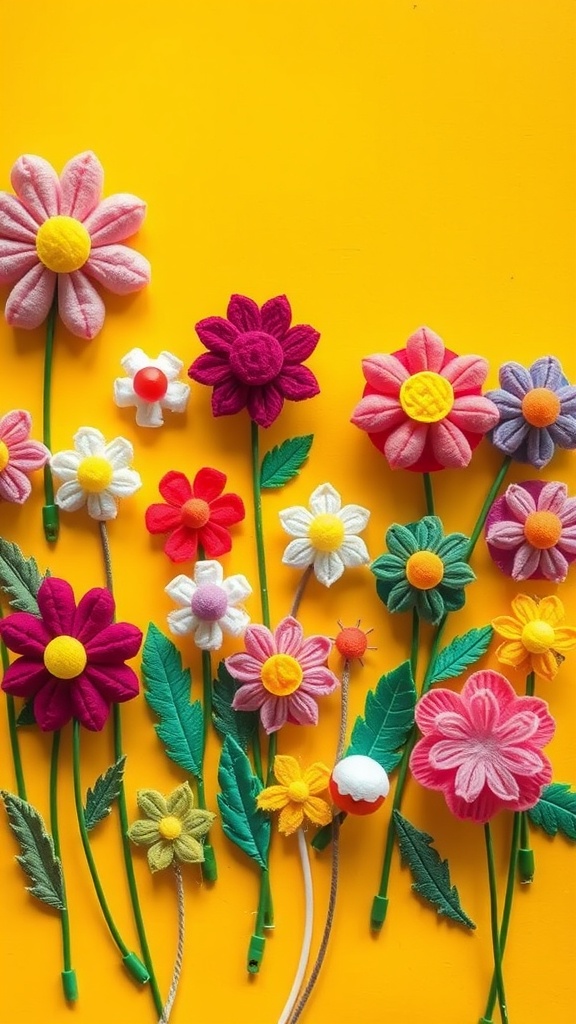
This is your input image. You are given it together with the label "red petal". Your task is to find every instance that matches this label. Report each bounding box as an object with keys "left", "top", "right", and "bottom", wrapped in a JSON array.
[
  {"left": 198, "top": 521, "right": 233, "bottom": 557},
  {"left": 1, "top": 659, "right": 49, "bottom": 697},
  {"left": 0, "top": 612, "right": 50, "bottom": 656},
  {"left": 209, "top": 493, "right": 245, "bottom": 526},
  {"left": 74, "top": 588, "right": 115, "bottom": 643},
  {"left": 188, "top": 352, "right": 231, "bottom": 385},
  {"left": 212, "top": 379, "right": 249, "bottom": 417},
  {"left": 247, "top": 384, "right": 284, "bottom": 428},
  {"left": 195, "top": 316, "right": 239, "bottom": 351},
  {"left": 192, "top": 466, "right": 226, "bottom": 502},
  {"left": 37, "top": 577, "right": 76, "bottom": 636},
  {"left": 277, "top": 364, "right": 320, "bottom": 401},
  {"left": 145, "top": 503, "right": 182, "bottom": 534},
  {"left": 82, "top": 663, "right": 140, "bottom": 702},
  {"left": 227, "top": 294, "right": 261, "bottom": 331},
  {"left": 164, "top": 525, "right": 198, "bottom": 562},
  {"left": 70, "top": 677, "right": 110, "bottom": 731},
  {"left": 260, "top": 295, "right": 291, "bottom": 338},
  {"left": 281, "top": 324, "right": 320, "bottom": 362},
  {"left": 158, "top": 470, "right": 192, "bottom": 506},
  {"left": 85, "top": 622, "right": 142, "bottom": 663}
]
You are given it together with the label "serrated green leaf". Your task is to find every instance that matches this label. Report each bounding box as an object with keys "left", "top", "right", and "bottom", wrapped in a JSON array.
[
  {"left": 347, "top": 661, "right": 417, "bottom": 772},
  {"left": 142, "top": 623, "right": 204, "bottom": 777},
  {"left": 84, "top": 756, "right": 126, "bottom": 831},
  {"left": 430, "top": 626, "right": 493, "bottom": 685},
  {"left": 528, "top": 782, "right": 576, "bottom": 840},
  {"left": 217, "top": 736, "right": 270, "bottom": 869},
  {"left": 0, "top": 539, "right": 43, "bottom": 615},
  {"left": 212, "top": 661, "right": 258, "bottom": 751},
  {"left": 260, "top": 435, "right": 313, "bottom": 489},
  {"left": 394, "top": 811, "right": 475, "bottom": 929},
  {"left": 16, "top": 700, "right": 36, "bottom": 727},
  {"left": 1, "top": 791, "right": 64, "bottom": 910}
]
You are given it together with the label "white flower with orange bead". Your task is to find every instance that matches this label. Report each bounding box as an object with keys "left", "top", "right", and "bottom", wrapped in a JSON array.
[
  {"left": 279, "top": 483, "right": 370, "bottom": 587},
  {"left": 113, "top": 348, "right": 190, "bottom": 428},
  {"left": 50, "top": 427, "right": 141, "bottom": 521}
]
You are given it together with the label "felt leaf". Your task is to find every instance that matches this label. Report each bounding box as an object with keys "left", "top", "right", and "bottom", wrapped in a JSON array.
[
  {"left": 429, "top": 625, "right": 493, "bottom": 685},
  {"left": 528, "top": 783, "right": 576, "bottom": 840},
  {"left": 347, "top": 661, "right": 417, "bottom": 772},
  {"left": 260, "top": 434, "right": 313, "bottom": 489},
  {"left": 16, "top": 701, "right": 36, "bottom": 727},
  {"left": 394, "top": 811, "right": 475, "bottom": 929},
  {"left": 0, "top": 539, "right": 43, "bottom": 614},
  {"left": 212, "top": 660, "right": 258, "bottom": 751},
  {"left": 141, "top": 623, "right": 203, "bottom": 778},
  {"left": 1, "top": 791, "right": 65, "bottom": 910},
  {"left": 217, "top": 735, "right": 270, "bottom": 870},
  {"left": 84, "top": 756, "right": 126, "bottom": 831}
]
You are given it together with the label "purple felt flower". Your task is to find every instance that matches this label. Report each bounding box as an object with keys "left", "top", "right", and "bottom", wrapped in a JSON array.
[
  {"left": 188, "top": 294, "right": 320, "bottom": 428},
  {"left": 0, "top": 577, "right": 142, "bottom": 731},
  {"left": 486, "top": 356, "right": 576, "bottom": 468},
  {"left": 485, "top": 480, "right": 576, "bottom": 582}
]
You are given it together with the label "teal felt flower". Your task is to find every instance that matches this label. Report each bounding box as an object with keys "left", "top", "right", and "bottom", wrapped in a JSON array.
[{"left": 371, "top": 516, "right": 475, "bottom": 624}]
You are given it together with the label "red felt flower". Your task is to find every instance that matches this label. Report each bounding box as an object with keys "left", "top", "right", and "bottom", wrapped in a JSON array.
[{"left": 145, "top": 467, "right": 245, "bottom": 562}]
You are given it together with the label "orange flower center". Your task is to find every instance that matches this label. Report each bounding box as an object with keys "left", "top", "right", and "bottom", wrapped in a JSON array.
[
  {"left": 399, "top": 371, "right": 454, "bottom": 423},
  {"left": 287, "top": 780, "right": 310, "bottom": 803},
  {"left": 521, "top": 387, "right": 561, "bottom": 428},
  {"left": 181, "top": 498, "right": 210, "bottom": 529},
  {"left": 405, "top": 550, "right": 444, "bottom": 589},
  {"left": 523, "top": 510, "right": 562, "bottom": 549},
  {"left": 261, "top": 653, "right": 303, "bottom": 696},
  {"left": 521, "top": 620, "right": 556, "bottom": 654}
]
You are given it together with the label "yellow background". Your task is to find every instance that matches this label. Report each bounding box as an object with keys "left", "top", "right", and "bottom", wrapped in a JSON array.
[{"left": 1, "top": 2, "right": 575, "bottom": 1022}]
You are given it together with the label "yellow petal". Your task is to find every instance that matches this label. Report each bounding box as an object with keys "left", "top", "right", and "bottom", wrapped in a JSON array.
[
  {"left": 302, "top": 761, "right": 331, "bottom": 794},
  {"left": 495, "top": 640, "right": 529, "bottom": 669},
  {"left": 272, "top": 754, "right": 301, "bottom": 787},
  {"left": 552, "top": 627, "right": 576, "bottom": 652},
  {"left": 538, "top": 595, "right": 565, "bottom": 626},
  {"left": 303, "top": 796, "right": 333, "bottom": 827},
  {"left": 510, "top": 594, "right": 538, "bottom": 624},
  {"left": 491, "top": 615, "right": 522, "bottom": 640},
  {"left": 532, "top": 650, "right": 559, "bottom": 681},
  {"left": 278, "top": 803, "right": 304, "bottom": 836},
  {"left": 257, "top": 785, "right": 289, "bottom": 812}
]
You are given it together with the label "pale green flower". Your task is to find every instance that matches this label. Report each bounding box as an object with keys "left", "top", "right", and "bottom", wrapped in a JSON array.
[{"left": 128, "top": 782, "right": 215, "bottom": 873}]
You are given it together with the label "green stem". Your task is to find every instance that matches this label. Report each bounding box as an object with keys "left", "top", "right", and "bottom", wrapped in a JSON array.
[
  {"left": 50, "top": 731, "right": 78, "bottom": 1001},
  {"left": 199, "top": 647, "right": 217, "bottom": 882},
  {"left": 247, "top": 867, "right": 269, "bottom": 974},
  {"left": 525, "top": 672, "right": 535, "bottom": 697},
  {"left": 423, "top": 473, "right": 435, "bottom": 516},
  {"left": 410, "top": 609, "right": 420, "bottom": 680},
  {"left": 251, "top": 419, "right": 271, "bottom": 629},
  {"left": 42, "top": 295, "right": 59, "bottom": 542},
  {"left": 1, "top": 614, "right": 26, "bottom": 799},
  {"left": 484, "top": 822, "right": 509, "bottom": 1024},
  {"left": 482, "top": 812, "right": 521, "bottom": 1023},
  {"left": 516, "top": 673, "right": 536, "bottom": 883},
  {"left": 466, "top": 455, "right": 512, "bottom": 557}
]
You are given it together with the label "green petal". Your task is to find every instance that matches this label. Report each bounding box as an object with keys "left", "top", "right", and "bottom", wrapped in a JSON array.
[
  {"left": 147, "top": 840, "right": 174, "bottom": 873},
  {"left": 174, "top": 833, "right": 205, "bottom": 864},
  {"left": 167, "top": 782, "right": 194, "bottom": 818},
  {"left": 416, "top": 587, "right": 445, "bottom": 624},
  {"left": 412, "top": 516, "right": 443, "bottom": 550},
  {"left": 136, "top": 789, "right": 168, "bottom": 821},
  {"left": 387, "top": 580, "right": 416, "bottom": 614},
  {"left": 442, "top": 563, "right": 476, "bottom": 587},
  {"left": 436, "top": 532, "right": 470, "bottom": 562},
  {"left": 127, "top": 819, "right": 160, "bottom": 846},
  {"left": 438, "top": 586, "right": 467, "bottom": 612},
  {"left": 385, "top": 523, "right": 418, "bottom": 558},
  {"left": 376, "top": 578, "right": 393, "bottom": 606},
  {"left": 182, "top": 809, "right": 216, "bottom": 839},
  {"left": 371, "top": 554, "right": 405, "bottom": 582}
]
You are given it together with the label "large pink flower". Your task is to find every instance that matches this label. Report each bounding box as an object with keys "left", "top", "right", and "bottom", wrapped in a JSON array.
[
  {"left": 0, "top": 409, "right": 49, "bottom": 503},
  {"left": 410, "top": 670, "right": 555, "bottom": 823},
  {"left": 226, "top": 616, "right": 338, "bottom": 733},
  {"left": 485, "top": 480, "right": 576, "bottom": 583},
  {"left": 0, "top": 152, "right": 150, "bottom": 339},
  {"left": 351, "top": 327, "right": 499, "bottom": 471}
]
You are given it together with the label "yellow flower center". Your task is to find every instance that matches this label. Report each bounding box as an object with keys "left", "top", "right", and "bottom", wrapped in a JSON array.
[
  {"left": 261, "top": 653, "right": 303, "bottom": 696},
  {"left": 36, "top": 216, "right": 91, "bottom": 273},
  {"left": 521, "top": 387, "right": 561, "bottom": 428},
  {"left": 158, "top": 816, "right": 183, "bottom": 840},
  {"left": 77, "top": 456, "right": 114, "bottom": 493},
  {"left": 287, "top": 779, "right": 310, "bottom": 803},
  {"left": 523, "top": 510, "right": 563, "bottom": 549},
  {"left": 0, "top": 440, "right": 10, "bottom": 472},
  {"left": 521, "top": 620, "right": 556, "bottom": 654},
  {"left": 43, "top": 635, "right": 87, "bottom": 679},
  {"left": 405, "top": 550, "right": 445, "bottom": 590},
  {"left": 308, "top": 513, "right": 345, "bottom": 552},
  {"left": 399, "top": 371, "right": 454, "bottom": 423}
]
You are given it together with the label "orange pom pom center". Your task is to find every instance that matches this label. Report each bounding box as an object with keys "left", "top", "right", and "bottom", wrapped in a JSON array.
[
  {"left": 399, "top": 371, "right": 454, "bottom": 423},
  {"left": 405, "top": 550, "right": 444, "bottom": 589},
  {"left": 523, "top": 510, "right": 562, "bottom": 549},
  {"left": 261, "top": 653, "right": 303, "bottom": 696},
  {"left": 181, "top": 498, "right": 210, "bottom": 529},
  {"left": 521, "top": 388, "right": 561, "bottom": 428}
]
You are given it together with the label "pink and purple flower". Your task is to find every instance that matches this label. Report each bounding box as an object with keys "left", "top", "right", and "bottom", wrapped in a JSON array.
[{"left": 485, "top": 480, "right": 576, "bottom": 582}]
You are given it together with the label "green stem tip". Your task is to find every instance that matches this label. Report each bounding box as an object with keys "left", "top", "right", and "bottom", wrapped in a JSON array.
[
  {"left": 518, "top": 846, "right": 535, "bottom": 883},
  {"left": 122, "top": 952, "right": 150, "bottom": 984},
  {"left": 370, "top": 895, "right": 389, "bottom": 931},
  {"left": 61, "top": 970, "right": 79, "bottom": 1002},
  {"left": 202, "top": 843, "right": 218, "bottom": 883},
  {"left": 247, "top": 934, "right": 266, "bottom": 974}
]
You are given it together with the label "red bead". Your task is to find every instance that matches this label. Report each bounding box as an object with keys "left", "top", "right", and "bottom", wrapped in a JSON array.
[
  {"left": 133, "top": 366, "right": 168, "bottom": 401},
  {"left": 328, "top": 777, "right": 385, "bottom": 816}
]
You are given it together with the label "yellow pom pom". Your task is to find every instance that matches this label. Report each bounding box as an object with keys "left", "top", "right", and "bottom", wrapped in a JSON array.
[
  {"left": 308, "top": 513, "right": 345, "bottom": 552},
  {"left": 43, "top": 635, "right": 87, "bottom": 679},
  {"left": 36, "top": 216, "right": 91, "bottom": 273}
]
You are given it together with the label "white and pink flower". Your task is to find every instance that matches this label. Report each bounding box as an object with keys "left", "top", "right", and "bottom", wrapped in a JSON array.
[
  {"left": 166, "top": 560, "right": 251, "bottom": 652},
  {"left": 0, "top": 410, "right": 50, "bottom": 503}
]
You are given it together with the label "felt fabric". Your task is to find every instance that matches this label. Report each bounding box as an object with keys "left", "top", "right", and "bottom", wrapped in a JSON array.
[
  {"left": 329, "top": 754, "right": 390, "bottom": 811},
  {"left": 334, "top": 624, "right": 370, "bottom": 661},
  {"left": 114, "top": 347, "right": 190, "bottom": 427},
  {"left": 491, "top": 594, "right": 576, "bottom": 681},
  {"left": 0, "top": 409, "right": 50, "bottom": 503},
  {"left": 279, "top": 482, "right": 370, "bottom": 587},
  {"left": 165, "top": 559, "right": 251, "bottom": 651},
  {"left": 410, "top": 670, "right": 555, "bottom": 823},
  {"left": 50, "top": 426, "right": 141, "bottom": 521},
  {"left": 485, "top": 480, "right": 576, "bottom": 582},
  {"left": 128, "top": 782, "right": 215, "bottom": 873},
  {"left": 256, "top": 755, "right": 332, "bottom": 835},
  {"left": 145, "top": 467, "right": 245, "bottom": 561}
]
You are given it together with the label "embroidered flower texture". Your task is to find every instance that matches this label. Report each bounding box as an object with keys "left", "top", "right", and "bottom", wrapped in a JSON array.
[
  {"left": 492, "top": 594, "right": 576, "bottom": 681},
  {"left": 128, "top": 783, "right": 215, "bottom": 873},
  {"left": 410, "top": 670, "right": 555, "bottom": 823},
  {"left": 188, "top": 294, "right": 320, "bottom": 428},
  {"left": 145, "top": 468, "right": 245, "bottom": 562},
  {"left": 113, "top": 348, "right": 190, "bottom": 427},
  {"left": 0, "top": 409, "right": 50, "bottom": 503},
  {"left": 165, "top": 559, "right": 251, "bottom": 652},
  {"left": 0, "top": 151, "right": 150, "bottom": 339},
  {"left": 0, "top": 577, "right": 142, "bottom": 731},
  {"left": 227, "top": 616, "right": 338, "bottom": 733},
  {"left": 351, "top": 327, "right": 499, "bottom": 471},
  {"left": 279, "top": 483, "right": 370, "bottom": 587},
  {"left": 50, "top": 427, "right": 141, "bottom": 521},
  {"left": 486, "top": 356, "right": 576, "bottom": 468},
  {"left": 485, "top": 480, "right": 576, "bottom": 582},
  {"left": 371, "top": 516, "right": 475, "bottom": 625},
  {"left": 256, "top": 755, "right": 332, "bottom": 835}
]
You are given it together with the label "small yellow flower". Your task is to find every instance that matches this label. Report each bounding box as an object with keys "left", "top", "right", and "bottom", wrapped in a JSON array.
[
  {"left": 492, "top": 594, "right": 576, "bottom": 681},
  {"left": 257, "top": 755, "right": 332, "bottom": 836},
  {"left": 127, "top": 782, "right": 215, "bottom": 872}
]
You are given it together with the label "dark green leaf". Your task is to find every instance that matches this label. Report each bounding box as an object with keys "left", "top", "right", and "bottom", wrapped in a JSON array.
[
  {"left": 212, "top": 661, "right": 258, "bottom": 751},
  {"left": 16, "top": 701, "right": 36, "bottom": 727},
  {"left": 141, "top": 623, "right": 203, "bottom": 777},
  {"left": 217, "top": 735, "right": 270, "bottom": 869},
  {"left": 347, "top": 661, "right": 417, "bottom": 772},
  {"left": 394, "top": 811, "right": 475, "bottom": 929},
  {"left": 430, "top": 626, "right": 493, "bottom": 685},
  {"left": 1, "top": 791, "right": 64, "bottom": 910},
  {"left": 260, "top": 435, "right": 313, "bottom": 489},
  {"left": 528, "top": 782, "right": 576, "bottom": 840},
  {"left": 84, "top": 756, "right": 126, "bottom": 831},
  {"left": 0, "top": 539, "right": 44, "bottom": 614}
]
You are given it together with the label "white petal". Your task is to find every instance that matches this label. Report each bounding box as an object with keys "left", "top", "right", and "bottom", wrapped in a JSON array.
[
  {"left": 113, "top": 377, "right": 138, "bottom": 408},
  {"left": 222, "top": 573, "right": 252, "bottom": 605},
  {"left": 282, "top": 538, "right": 315, "bottom": 569},
  {"left": 220, "top": 606, "right": 250, "bottom": 637},
  {"left": 339, "top": 535, "right": 370, "bottom": 567},
  {"left": 162, "top": 380, "right": 190, "bottom": 414},
  {"left": 339, "top": 503, "right": 370, "bottom": 534},
  {"left": 135, "top": 400, "right": 164, "bottom": 427},
  {"left": 104, "top": 436, "right": 134, "bottom": 468},
  {"left": 120, "top": 348, "right": 149, "bottom": 376},
  {"left": 313, "top": 550, "right": 345, "bottom": 587},
  {"left": 74, "top": 426, "right": 106, "bottom": 457},
  {"left": 194, "top": 621, "right": 223, "bottom": 651},
  {"left": 279, "top": 505, "right": 313, "bottom": 537},
  {"left": 50, "top": 450, "right": 81, "bottom": 481},
  {"left": 156, "top": 351, "right": 184, "bottom": 380},
  {"left": 194, "top": 560, "right": 223, "bottom": 586},
  {"left": 309, "top": 483, "right": 342, "bottom": 515},
  {"left": 87, "top": 491, "right": 118, "bottom": 520},
  {"left": 167, "top": 607, "right": 196, "bottom": 636},
  {"left": 166, "top": 574, "right": 196, "bottom": 605},
  {"left": 55, "top": 480, "right": 86, "bottom": 512},
  {"left": 108, "top": 467, "right": 142, "bottom": 496}
]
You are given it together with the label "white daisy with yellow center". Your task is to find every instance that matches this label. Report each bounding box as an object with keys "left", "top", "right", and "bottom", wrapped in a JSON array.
[
  {"left": 279, "top": 483, "right": 370, "bottom": 587},
  {"left": 50, "top": 426, "right": 141, "bottom": 521}
]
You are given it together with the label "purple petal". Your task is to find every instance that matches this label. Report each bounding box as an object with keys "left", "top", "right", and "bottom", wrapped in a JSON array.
[
  {"left": 37, "top": 577, "right": 76, "bottom": 635},
  {"left": 73, "top": 588, "right": 115, "bottom": 643},
  {"left": 548, "top": 414, "right": 576, "bottom": 449},
  {"left": 1, "top": 659, "right": 49, "bottom": 697},
  {"left": 85, "top": 622, "right": 142, "bottom": 663},
  {"left": 485, "top": 389, "right": 523, "bottom": 417},
  {"left": 70, "top": 678, "right": 110, "bottom": 731},
  {"left": 195, "top": 316, "right": 239, "bottom": 352},
  {"left": 499, "top": 362, "right": 532, "bottom": 398},
  {"left": 277, "top": 364, "right": 319, "bottom": 402},
  {"left": 287, "top": 691, "right": 318, "bottom": 726},
  {"left": 491, "top": 416, "right": 530, "bottom": 455},
  {"left": 512, "top": 543, "right": 541, "bottom": 580},
  {"left": 260, "top": 695, "right": 288, "bottom": 733},
  {"left": 0, "top": 610, "right": 50, "bottom": 656},
  {"left": 82, "top": 663, "right": 139, "bottom": 701},
  {"left": 227, "top": 294, "right": 261, "bottom": 332},
  {"left": 188, "top": 352, "right": 231, "bottom": 385},
  {"left": 247, "top": 384, "right": 284, "bottom": 428},
  {"left": 557, "top": 385, "right": 576, "bottom": 413},
  {"left": 540, "top": 547, "right": 569, "bottom": 582},
  {"left": 34, "top": 678, "right": 74, "bottom": 732},
  {"left": 260, "top": 295, "right": 291, "bottom": 338},
  {"left": 530, "top": 356, "right": 563, "bottom": 390},
  {"left": 211, "top": 379, "right": 250, "bottom": 417},
  {"left": 527, "top": 426, "right": 555, "bottom": 468},
  {"left": 281, "top": 324, "right": 320, "bottom": 363}
]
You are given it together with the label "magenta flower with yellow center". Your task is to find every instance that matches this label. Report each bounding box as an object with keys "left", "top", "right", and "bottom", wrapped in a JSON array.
[{"left": 492, "top": 594, "right": 576, "bottom": 681}]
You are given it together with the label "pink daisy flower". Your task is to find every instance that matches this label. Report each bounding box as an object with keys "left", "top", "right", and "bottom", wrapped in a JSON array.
[
  {"left": 351, "top": 327, "right": 499, "bottom": 471},
  {"left": 410, "top": 670, "right": 555, "bottom": 823},
  {"left": 226, "top": 616, "right": 338, "bottom": 733},
  {"left": 485, "top": 480, "right": 576, "bottom": 583},
  {"left": 0, "top": 151, "right": 150, "bottom": 340},
  {"left": 0, "top": 409, "right": 50, "bottom": 503}
]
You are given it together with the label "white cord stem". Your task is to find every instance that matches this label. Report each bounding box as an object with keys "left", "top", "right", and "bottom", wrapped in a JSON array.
[{"left": 277, "top": 828, "right": 314, "bottom": 1024}]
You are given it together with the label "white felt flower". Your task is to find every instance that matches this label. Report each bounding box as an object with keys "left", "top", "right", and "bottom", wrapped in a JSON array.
[
  {"left": 50, "top": 427, "right": 141, "bottom": 521},
  {"left": 114, "top": 348, "right": 190, "bottom": 427},
  {"left": 279, "top": 483, "right": 370, "bottom": 587},
  {"left": 166, "top": 560, "right": 252, "bottom": 651}
]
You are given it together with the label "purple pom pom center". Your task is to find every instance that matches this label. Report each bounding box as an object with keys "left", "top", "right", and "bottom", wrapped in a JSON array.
[{"left": 191, "top": 583, "right": 228, "bottom": 622}]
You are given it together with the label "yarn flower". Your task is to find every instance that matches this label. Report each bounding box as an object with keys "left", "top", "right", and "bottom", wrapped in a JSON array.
[
  {"left": 165, "top": 560, "right": 251, "bottom": 651},
  {"left": 351, "top": 326, "right": 499, "bottom": 471},
  {"left": 127, "top": 783, "right": 215, "bottom": 872},
  {"left": 50, "top": 427, "right": 141, "bottom": 521},
  {"left": 188, "top": 294, "right": 320, "bottom": 428},
  {"left": 256, "top": 755, "right": 332, "bottom": 835},
  {"left": 486, "top": 356, "right": 576, "bottom": 468},
  {"left": 145, "top": 468, "right": 245, "bottom": 562},
  {"left": 0, "top": 409, "right": 50, "bottom": 503},
  {"left": 113, "top": 348, "right": 190, "bottom": 427},
  {"left": 227, "top": 616, "right": 338, "bottom": 733},
  {"left": 0, "top": 576, "right": 141, "bottom": 731},
  {"left": 279, "top": 483, "right": 370, "bottom": 587},
  {"left": 410, "top": 670, "right": 555, "bottom": 823},
  {"left": 492, "top": 594, "right": 576, "bottom": 681},
  {"left": 485, "top": 480, "right": 576, "bottom": 582},
  {"left": 371, "top": 516, "right": 475, "bottom": 624},
  {"left": 0, "top": 151, "right": 150, "bottom": 339}
]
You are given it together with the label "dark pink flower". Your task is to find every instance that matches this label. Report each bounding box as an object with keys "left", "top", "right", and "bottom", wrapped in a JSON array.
[{"left": 0, "top": 409, "right": 50, "bottom": 503}]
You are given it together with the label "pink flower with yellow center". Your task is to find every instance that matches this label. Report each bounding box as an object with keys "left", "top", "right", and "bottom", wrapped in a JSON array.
[
  {"left": 492, "top": 594, "right": 576, "bottom": 681},
  {"left": 0, "top": 409, "right": 49, "bottom": 503},
  {"left": 485, "top": 480, "right": 576, "bottom": 582}
]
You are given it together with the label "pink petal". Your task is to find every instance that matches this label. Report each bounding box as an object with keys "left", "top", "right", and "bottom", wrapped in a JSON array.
[
  {"left": 558, "top": 525, "right": 576, "bottom": 553},
  {"left": 559, "top": 500, "right": 576, "bottom": 528},
  {"left": 276, "top": 364, "right": 319, "bottom": 402},
  {"left": 539, "top": 546, "right": 569, "bottom": 582},
  {"left": 512, "top": 543, "right": 542, "bottom": 580},
  {"left": 247, "top": 383, "right": 284, "bottom": 428},
  {"left": 405, "top": 327, "right": 446, "bottom": 373},
  {"left": 504, "top": 484, "right": 535, "bottom": 520},
  {"left": 60, "top": 151, "right": 103, "bottom": 220},
  {"left": 445, "top": 786, "right": 503, "bottom": 823},
  {"left": 429, "top": 739, "right": 471, "bottom": 771},
  {"left": 227, "top": 653, "right": 266, "bottom": 683},
  {"left": 537, "top": 481, "right": 567, "bottom": 513},
  {"left": 0, "top": 240, "right": 38, "bottom": 284},
  {"left": 0, "top": 464, "right": 32, "bottom": 503},
  {"left": 485, "top": 520, "right": 525, "bottom": 548},
  {"left": 227, "top": 294, "right": 261, "bottom": 331},
  {"left": 495, "top": 709, "right": 540, "bottom": 744},
  {"left": 82, "top": 663, "right": 139, "bottom": 701},
  {"left": 85, "top": 622, "right": 142, "bottom": 663},
  {"left": 83, "top": 194, "right": 147, "bottom": 245},
  {"left": 467, "top": 689, "right": 500, "bottom": 733},
  {"left": 1, "top": 659, "right": 49, "bottom": 697},
  {"left": 448, "top": 395, "right": 500, "bottom": 433},
  {"left": 11, "top": 155, "right": 60, "bottom": 222},
  {"left": 7, "top": 439, "right": 50, "bottom": 471},
  {"left": 362, "top": 354, "right": 408, "bottom": 393},
  {"left": 34, "top": 679, "right": 74, "bottom": 731},
  {"left": 454, "top": 758, "right": 489, "bottom": 802},
  {"left": 275, "top": 616, "right": 304, "bottom": 655},
  {"left": 483, "top": 760, "right": 520, "bottom": 801},
  {"left": 5, "top": 263, "right": 56, "bottom": 330},
  {"left": 195, "top": 316, "right": 239, "bottom": 352},
  {"left": 415, "top": 688, "right": 466, "bottom": 734},
  {"left": 433, "top": 712, "right": 472, "bottom": 740},
  {"left": 0, "top": 610, "right": 49, "bottom": 656},
  {"left": 189, "top": 352, "right": 231, "bottom": 385},
  {"left": 231, "top": 681, "right": 266, "bottom": 711},
  {"left": 38, "top": 577, "right": 75, "bottom": 635},
  {"left": 70, "top": 677, "right": 110, "bottom": 731},
  {"left": 281, "top": 324, "right": 320, "bottom": 362},
  {"left": 58, "top": 270, "right": 105, "bottom": 339},
  {"left": 298, "top": 635, "right": 333, "bottom": 670},
  {"left": 300, "top": 666, "right": 339, "bottom": 695},
  {"left": 410, "top": 735, "right": 447, "bottom": 789},
  {"left": 0, "top": 193, "right": 40, "bottom": 242},
  {"left": 462, "top": 670, "right": 517, "bottom": 710},
  {"left": 512, "top": 763, "right": 553, "bottom": 812},
  {"left": 211, "top": 379, "right": 249, "bottom": 417},
  {"left": 499, "top": 745, "right": 545, "bottom": 777},
  {"left": 442, "top": 355, "right": 489, "bottom": 391},
  {"left": 0, "top": 410, "right": 32, "bottom": 446},
  {"left": 73, "top": 588, "right": 115, "bottom": 643},
  {"left": 512, "top": 699, "right": 555, "bottom": 746},
  {"left": 428, "top": 419, "right": 472, "bottom": 469},
  {"left": 350, "top": 393, "right": 405, "bottom": 433},
  {"left": 244, "top": 624, "right": 276, "bottom": 662},
  {"left": 260, "top": 295, "right": 291, "bottom": 337},
  {"left": 384, "top": 420, "right": 428, "bottom": 469},
  {"left": 260, "top": 695, "right": 288, "bottom": 732},
  {"left": 287, "top": 690, "right": 319, "bottom": 726},
  {"left": 84, "top": 245, "right": 150, "bottom": 294}
]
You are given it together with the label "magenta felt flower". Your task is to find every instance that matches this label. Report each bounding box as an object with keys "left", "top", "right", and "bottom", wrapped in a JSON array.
[
  {"left": 226, "top": 616, "right": 338, "bottom": 733},
  {"left": 0, "top": 577, "right": 142, "bottom": 731},
  {"left": 485, "top": 480, "right": 576, "bottom": 583},
  {"left": 188, "top": 294, "right": 320, "bottom": 428},
  {"left": 0, "top": 409, "right": 50, "bottom": 503},
  {"left": 351, "top": 327, "right": 499, "bottom": 471},
  {"left": 0, "top": 151, "right": 150, "bottom": 339},
  {"left": 410, "top": 670, "right": 555, "bottom": 823}
]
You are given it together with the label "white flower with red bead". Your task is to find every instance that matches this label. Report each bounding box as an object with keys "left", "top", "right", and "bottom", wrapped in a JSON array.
[
  {"left": 165, "top": 559, "right": 252, "bottom": 651},
  {"left": 329, "top": 755, "right": 389, "bottom": 815},
  {"left": 114, "top": 348, "right": 190, "bottom": 427}
]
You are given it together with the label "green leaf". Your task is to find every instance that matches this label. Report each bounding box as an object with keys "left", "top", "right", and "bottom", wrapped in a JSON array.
[
  {"left": 429, "top": 625, "right": 493, "bottom": 685},
  {"left": 347, "top": 661, "right": 417, "bottom": 772},
  {"left": 1, "top": 791, "right": 64, "bottom": 910},
  {"left": 394, "top": 811, "right": 475, "bottom": 929},
  {"left": 141, "top": 623, "right": 204, "bottom": 778},
  {"left": 0, "top": 539, "right": 44, "bottom": 615},
  {"left": 260, "top": 434, "right": 313, "bottom": 489},
  {"left": 528, "top": 782, "right": 576, "bottom": 840},
  {"left": 84, "top": 756, "right": 126, "bottom": 831},
  {"left": 212, "top": 661, "right": 258, "bottom": 751},
  {"left": 16, "top": 701, "right": 36, "bottom": 727},
  {"left": 217, "top": 735, "right": 270, "bottom": 869}
]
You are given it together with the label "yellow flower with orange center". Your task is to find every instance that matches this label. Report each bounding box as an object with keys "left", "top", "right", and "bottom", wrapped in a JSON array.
[
  {"left": 492, "top": 594, "right": 576, "bottom": 680},
  {"left": 256, "top": 755, "right": 333, "bottom": 835}
]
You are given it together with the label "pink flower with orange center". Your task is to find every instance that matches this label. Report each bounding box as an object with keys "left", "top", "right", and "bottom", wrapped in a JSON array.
[{"left": 485, "top": 480, "right": 576, "bottom": 582}]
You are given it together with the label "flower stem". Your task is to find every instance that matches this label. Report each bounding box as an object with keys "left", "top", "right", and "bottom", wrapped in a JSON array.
[
  {"left": 423, "top": 473, "right": 435, "bottom": 516},
  {"left": 278, "top": 828, "right": 313, "bottom": 1024},
  {"left": 1, "top": 609, "right": 27, "bottom": 800},
  {"left": 290, "top": 565, "right": 314, "bottom": 619},
  {"left": 517, "top": 673, "right": 536, "bottom": 883},
  {"left": 247, "top": 866, "right": 270, "bottom": 974},
  {"left": 466, "top": 455, "right": 512, "bottom": 557},
  {"left": 199, "top": 648, "right": 217, "bottom": 882},
  {"left": 410, "top": 609, "right": 420, "bottom": 681},
  {"left": 481, "top": 811, "right": 521, "bottom": 1023},
  {"left": 42, "top": 294, "right": 59, "bottom": 542},
  {"left": 50, "top": 730, "right": 78, "bottom": 1001},
  {"left": 484, "top": 822, "right": 509, "bottom": 1024},
  {"left": 159, "top": 863, "right": 185, "bottom": 1024}
]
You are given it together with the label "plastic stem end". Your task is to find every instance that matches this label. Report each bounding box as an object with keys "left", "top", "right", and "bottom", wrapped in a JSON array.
[
  {"left": 42, "top": 504, "right": 60, "bottom": 542},
  {"left": 518, "top": 847, "right": 535, "bottom": 883},
  {"left": 370, "top": 895, "right": 389, "bottom": 931},
  {"left": 61, "top": 969, "right": 78, "bottom": 1002},
  {"left": 201, "top": 844, "right": 218, "bottom": 883},
  {"left": 123, "top": 952, "right": 150, "bottom": 984},
  {"left": 247, "top": 934, "right": 266, "bottom": 974},
  {"left": 479, "top": 1018, "right": 493, "bottom": 1023}
]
